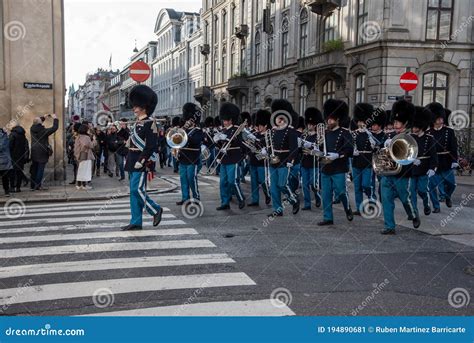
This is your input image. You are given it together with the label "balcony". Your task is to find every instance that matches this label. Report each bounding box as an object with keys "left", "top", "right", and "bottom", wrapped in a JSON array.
[
  {"left": 296, "top": 50, "right": 346, "bottom": 86},
  {"left": 194, "top": 86, "right": 212, "bottom": 104},
  {"left": 226, "top": 75, "right": 249, "bottom": 96},
  {"left": 307, "top": 0, "right": 342, "bottom": 16}
]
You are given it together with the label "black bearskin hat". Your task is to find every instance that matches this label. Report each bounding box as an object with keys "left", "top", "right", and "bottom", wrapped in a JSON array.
[
  {"left": 204, "top": 116, "right": 214, "bottom": 128},
  {"left": 425, "top": 102, "right": 446, "bottom": 122},
  {"left": 353, "top": 103, "right": 374, "bottom": 123},
  {"left": 171, "top": 116, "right": 181, "bottom": 127},
  {"left": 214, "top": 116, "right": 221, "bottom": 127},
  {"left": 255, "top": 109, "right": 271, "bottom": 127},
  {"left": 271, "top": 98, "right": 293, "bottom": 114},
  {"left": 323, "top": 99, "right": 349, "bottom": 122},
  {"left": 391, "top": 100, "right": 415, "bottom": 125},
  {"left": 129, "top": 85, "right": 157, "bottom": 115},
  {"left": 304, "top": 107, "right": 324, "bottom": 126},
  {"left": 219, "top": 102, "right": 240, "bottom": 122},
  {"left": 182, "top": 102, "right": 202, "bottom": 122},
  {"left": 369, "top": 107, "right": 386, "bottom": 129},
  {"left": 297, "top": 116, "right": 305, "bottom": 130},
  {"left": 413, "top": 106, "right": 433, "bottom": 131},
  {"left": 240, "top": 111, "right": 251, "bottom": 125}
]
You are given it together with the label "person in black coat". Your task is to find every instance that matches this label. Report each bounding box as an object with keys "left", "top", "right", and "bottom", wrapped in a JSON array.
[
  {"left": 30, "top": 114, "right": 59, "bottom": 190},
  {"left": 116, "top": 119, "right": 130, "bottom": 180},
  {"left": 8, "top": 122, "right": 30, "bottom": 192}
]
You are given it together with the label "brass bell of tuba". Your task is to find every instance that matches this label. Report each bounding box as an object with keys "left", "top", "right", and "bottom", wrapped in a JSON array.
[{"left": 373, "top": 133, "right": 418, "bottom": 176}]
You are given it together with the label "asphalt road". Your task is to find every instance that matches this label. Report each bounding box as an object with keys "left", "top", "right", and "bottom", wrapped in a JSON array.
[{"left": 0, "top": 171, "right": 472, "bottom": 316}]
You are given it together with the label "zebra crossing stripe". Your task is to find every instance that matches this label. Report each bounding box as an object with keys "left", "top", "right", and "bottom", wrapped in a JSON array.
[
  {"left": 83, "top": 299, "right": 295, "bottom": 316},
  {"left": 10, "top": 204, "right": 171, "bottom": 215},
  {"left": 0, "top": 222, "right": 187, "bottom": 235},
  {"left": 0, "top": 254, "right": 235, "bottom": 279},
  {"left": 1, "top": 208, "right": 165, "bottom": 219},
  {"left": 0, "top": 240, "right": 216, "bottom": 258},
  {"left": 0, "top": 214, "right": 176, "bottom": 227},
  {"left": 8, "top": 199, "right": 132, "bottom": 210},
  {"left": 0, "top": 229, "right": 199, "bottom": 244},
  {"left": 0, "top": 272, "right": 256, "bottom": 306},
  {"left": 0, "top": 220, "right": 190, "bottom": 239}
]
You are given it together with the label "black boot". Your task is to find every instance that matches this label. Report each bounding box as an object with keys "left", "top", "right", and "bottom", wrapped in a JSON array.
[
  {"left": 121, "top": 224, "right": 142, "bottom": 231},
  {"left": 153, "top": 208, "right": 163, "bottom": 227}
]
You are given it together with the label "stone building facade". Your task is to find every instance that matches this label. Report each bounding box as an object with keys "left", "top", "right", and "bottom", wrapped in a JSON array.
[
  {"left": 0, "top": 0, "right": 65, "bottom": 181},
  {"left": 197, "top": 0, "right": 473, "bottom": 129}
]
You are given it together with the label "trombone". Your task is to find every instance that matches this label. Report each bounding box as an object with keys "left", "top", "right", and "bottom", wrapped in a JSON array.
[{"left": 207, "top": 120, "right": 248, "bottom": 175}]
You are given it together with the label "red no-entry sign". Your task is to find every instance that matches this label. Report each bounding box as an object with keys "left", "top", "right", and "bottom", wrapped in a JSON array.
[
  {"left": 130, "top": 60, "right": 151, "bottom": 83},
  {"left": 399, "top": 72, "right": 419, "bottom": 92}
]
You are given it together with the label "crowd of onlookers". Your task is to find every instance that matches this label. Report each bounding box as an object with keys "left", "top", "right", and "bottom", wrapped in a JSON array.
[{"left": 0, "top": 114, "right": 59, "bottom": 196}]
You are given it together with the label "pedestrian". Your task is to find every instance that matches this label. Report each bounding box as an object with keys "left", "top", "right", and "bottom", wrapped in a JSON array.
[
  {"left": 74, "top": 124, "right": 96, "bottom": 190},
  {"left": 67, "top": 123, "right": 81, "bottom": 185},
  {"left": 116, "top": 118, "right": 130, "bottom": 181},
  {"left": 8, "top": 120, "right": 29, "bottom": 193},
  {"left": 94, "top": 127, "right": 107, "bottom": 176},
  {"left": 30, "top": 113, "right": 59, "bottom": 191},
  {"left": 105, "top": 124, "right": 120, "bottom": 177},
  {"left": 0, "top": 128, "right": 12, "bottom": 196},
  {"left": 157, "top": 128, "right": 167, "bottom": 168}
]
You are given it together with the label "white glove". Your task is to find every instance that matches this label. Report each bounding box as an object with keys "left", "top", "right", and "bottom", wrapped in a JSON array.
[
  {"left": 213, "top": 134, "right": 220, "bottom": 143},
  {"left": 221, "top": 147, "right": 227, "bottom": 155},
  {"left": 412, "top": 159, "right": 421, "bottom": 166},
  {"left": 384, "top": 139, "right": 392, "bottom": 148},
  {"left": 260, "top": 147, "right": 268, "bottom": 156},
  {"left": 134, "top": 161, "right": 143, "bottom": 169},
  {"left": 427, "top": 169, "right": 436, "bottom": 178},
  {"left": 451, "top": 162, "right": 459, "bottom": 169},
  {"left": 369, "top": 137, "right": 377, "bottom": 149},
  {"left": 286, "top": 162, "right": 293, "bottom": 168},
  {"left": 247, "top": 133, "right": 257, "bottom": 141},
  {"left": 353, "top": 149, "right": 360, "bottom": 156},
  {"left": 312, "top": 145, "right": 320, "bottom": 152},
  {"left": 327, "top": 152, "right": 339, "bottom": 160},
  {"left": 297, "top": 137, "right": 303, "bottom": 146},
  {"left": 303, "top": 141, "right": 313, "bottom": 149}
]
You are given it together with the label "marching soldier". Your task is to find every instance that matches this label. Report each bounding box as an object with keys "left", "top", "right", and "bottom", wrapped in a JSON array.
[
  {"left": 176, "top": 103, "right": 204, "bottom": 205},
  {"left": 318, "top": 99, "right": 354, "bottom": 226},
  {"left": 379, "top": 100, "right": 419, "bottom": 235},
  {"left": 288, "top": 115, "right": 305, "bottom": 194},
  {"left": 248, "top": 109, "right": 271, "bottom": 207},
  {"left": 300, "top": 107, "right": 323, "bottom": 210},
  {"left": 268, "top": 99, "right": 300, "bottom": 217},
  {"left": 203, "top": 116, "right": 217, "bottom": 172},
  {"left": 170, "top": 116, "right": 182, "bottom": 173},
  {"left": 352, "top": 103, "right": 377, "bottom": 215},
  {"left": 426, "top": 102, "right": 458, "bottom": 212},
  {"left": 214, "top": 103, "right": 246, "bottom": 210},
  {"left": 121, "top": 85, "right": 163, "bottom": 231},
  {"left": 410, "top": 106, "right": 438, "bottom": 217},
  {"left": 369, "top": 108, "right": 387, "bottom": 200},
  {"left": 239, "top": 111, "right": 251, "bottom": 184}
]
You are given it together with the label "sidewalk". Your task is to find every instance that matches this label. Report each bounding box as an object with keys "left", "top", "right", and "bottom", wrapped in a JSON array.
[
  {"left": 457, "top": 175, "right": 474, "bottom": 186},
  {"left": 0, "top": 165, "right": 177, "bottom": 204}
]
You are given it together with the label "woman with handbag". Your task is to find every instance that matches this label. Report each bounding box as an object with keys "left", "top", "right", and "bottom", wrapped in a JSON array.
[{"left": 74, "top": 124, "right": 96, "bottom": 190}]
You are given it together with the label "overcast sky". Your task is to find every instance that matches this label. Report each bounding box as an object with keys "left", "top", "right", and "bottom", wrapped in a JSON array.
[{"left": 65, "top": 0, "right": 201, "bottom": 89}]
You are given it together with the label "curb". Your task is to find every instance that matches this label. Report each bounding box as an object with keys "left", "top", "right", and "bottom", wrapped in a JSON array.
[{"left": 0, "top": 178, "right": 178, "bottom": 205}]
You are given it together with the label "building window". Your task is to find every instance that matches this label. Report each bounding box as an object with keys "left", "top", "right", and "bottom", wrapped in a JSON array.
[
  {"left": 422, "top": 72, "right": 448, "bottom": 107},
  {"left": 267, "top": 32, "right": 274, "bottom": 71},
  {"left": 222, "top": 45, "right": 227, "bottom": 81},
  {"left": 213, "top": 48, "right": 219, "bottom": 84},
  {"left": 255, "top": 31, "right": 261, "bottom": 74},
  {"left": 255, "top": 92, "right": 260, "bottom": 108},
  {"left": 213, "top": 15, "right": 219, "bottom": 43},
  {"left": 322, "top": 79, "right": 336, "bottom": 103},
  {"left": 231, "top": 43, "right": 237, "bottom": 75},
  {"left": 256, "top": 0, "right": 260, "bottom": 22},
  {"left": 281, "top": 18, "right": 289, "bottom": 66},
  {"left": 231, "top": 4, "right": 236, "bottom": 33},
  {"left": 241, "top": 0, "right": 246, "bottom": 23},
  {"left": 204, "top": 21, "right": 209, "bottom": 44},
  {"left": 282, "top": 0, "right": 289, "bottom": 8},
  {"left": 280, "top": 87, "right": 288, "bottom": 99},
  {"left": 299, "top": 84, "right": 308, "bottom": 115},
  {"left": 426, "top": 0, "right": 453, "bottom": 41},
  {"left": 240, "top": 44, "right": 246, "bottom": 73},
  {"left": 300, "top": 10, "right": 309, "bottom": 58},
  {"left": 355, "top": 74, "right": 366, "bottom": 103},
  {"left": 323, "top": 13, "right": 338, "bottom": 43},
  {"left": 356, "top": 0, "right": 368, "bottom": 45},
  {"left": 222, "top": 10, "right": 227, "bottom": 39}
]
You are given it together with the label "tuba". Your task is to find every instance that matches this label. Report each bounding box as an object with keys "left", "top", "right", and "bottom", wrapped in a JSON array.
[{"left": 373, "top": 133, "right": 418, "bottom": 176}]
